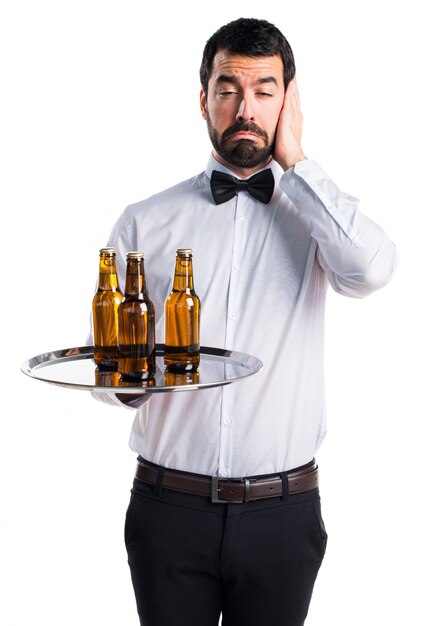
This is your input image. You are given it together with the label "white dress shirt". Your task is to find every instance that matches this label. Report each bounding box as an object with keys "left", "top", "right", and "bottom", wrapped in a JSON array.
[{"left": 95, "top": 154, "right": 397, "bottom": 476}]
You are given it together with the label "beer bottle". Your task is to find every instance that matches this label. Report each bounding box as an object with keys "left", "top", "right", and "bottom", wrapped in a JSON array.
[
  {"left": 92, "top": 247, "right": 123, "bottom": 370},
  {"left": 164, "top": 248, "right": 201, "bottom": 372},
  {"left": 118, "top": 252, "right": 156, "bottom": 381}
]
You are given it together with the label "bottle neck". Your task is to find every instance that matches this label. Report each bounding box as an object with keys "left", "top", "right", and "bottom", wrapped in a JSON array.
[
  {"left": 172, "top": 256, "right": 195, "bottom": 292},
  {"left": 98, "top": 255, "right": 119, "bottom": 291},
  {"left": 124, "top": 258, "right": 147, "bottom": 296}
]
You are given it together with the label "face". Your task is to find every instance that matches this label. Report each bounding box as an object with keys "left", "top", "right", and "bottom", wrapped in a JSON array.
[{"left": 200, "top": 51, "right": 285, "bottom": 173}]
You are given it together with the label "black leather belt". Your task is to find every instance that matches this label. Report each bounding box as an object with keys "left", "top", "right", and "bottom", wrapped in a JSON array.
[{"left": 135, "top": 459, "right": 319, "bottom": 503}]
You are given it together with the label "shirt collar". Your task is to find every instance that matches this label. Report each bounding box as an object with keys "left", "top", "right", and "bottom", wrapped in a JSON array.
[{"left": 205, "top": 153, "right": 283, "bottom": 184}]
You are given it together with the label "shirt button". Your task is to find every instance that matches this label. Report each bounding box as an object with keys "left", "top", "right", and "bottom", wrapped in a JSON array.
[
  {"left": 233, "top": 264, "right": 240, "bottom": 271},
  {"left": 238, "top": 215, "right": 245, "bottom": 221},
  {"left": 223, "top": 416, "right": 232, "bottom": 426},
  {"left": 230, "top": 313, "right": 237, "bottom": 321},
  {"left": 219, "top": 468, "right": 229, "bottom": 477}
]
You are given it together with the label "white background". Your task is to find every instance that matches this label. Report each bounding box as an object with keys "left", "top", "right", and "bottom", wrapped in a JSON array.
[{"left": 0, "top": 0, "right": 422, "bottom": 624}]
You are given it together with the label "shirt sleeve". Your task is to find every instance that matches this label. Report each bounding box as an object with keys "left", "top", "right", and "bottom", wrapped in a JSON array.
[{"left": 280, "top": 159, "right": 398, "bottom": 298}]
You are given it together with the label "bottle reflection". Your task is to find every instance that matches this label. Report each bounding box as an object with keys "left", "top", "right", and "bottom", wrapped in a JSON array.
[
  {"left": 164, "top": 370, "right": 199, "bottom": 387},
  {"left": 95, "top": 367, "right": 156, "bottom": 388},
  {"left": 95, "top": 368, "right": 121, "bottom": 387},
  {"left": 118, "top": 376, "right": 156, "bottom": 389}
]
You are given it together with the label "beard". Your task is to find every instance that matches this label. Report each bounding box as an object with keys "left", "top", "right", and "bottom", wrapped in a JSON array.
[{"left": 206, "top": 113, "right": 274, "bottom": 169}]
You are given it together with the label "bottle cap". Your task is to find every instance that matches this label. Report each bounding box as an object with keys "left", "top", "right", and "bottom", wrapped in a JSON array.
[
  {"left": 100, "top": 247, "right": 115, "bottom": 254},
  {"left": 127, "top": 251, "right": 144, "bottom": 259},
  {"left": 176, "top": 248, "right": 192, "bottom": 255}
]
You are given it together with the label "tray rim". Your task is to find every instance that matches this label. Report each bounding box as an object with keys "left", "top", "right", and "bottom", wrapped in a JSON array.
[{"left": 20, "top": 344, "right": 263, "bottom": 395}]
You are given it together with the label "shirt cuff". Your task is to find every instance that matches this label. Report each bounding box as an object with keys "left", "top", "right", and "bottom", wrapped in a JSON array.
[{"left": 91, "top": 389, "right": 136, "bottom": 410}]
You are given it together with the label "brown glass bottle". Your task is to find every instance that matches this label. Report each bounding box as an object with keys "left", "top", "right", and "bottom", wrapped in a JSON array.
[
  {"left": 164, "top": 249, "right": 201, "bottom": 372},
  {"left": 118, "top": 252, "right": 156, "bottom": 381},
  {"left": 92, "top": 248, "right": 123, "bottom": 370}
]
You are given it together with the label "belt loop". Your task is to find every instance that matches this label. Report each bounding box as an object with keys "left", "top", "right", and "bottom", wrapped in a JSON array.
[
  {"left": 154, "top": 468, "right": 164, "bottom": 497},
  {"left": 279, "top": 472, "right": 289, "bottom": 501},
  {"left": 244, "top": 478, "right": 251, "bottom": 502}
]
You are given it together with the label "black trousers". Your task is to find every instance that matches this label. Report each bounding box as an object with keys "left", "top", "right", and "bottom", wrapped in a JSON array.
[{"left": 124, "top": 465, "right": 328, "bottom": 626}]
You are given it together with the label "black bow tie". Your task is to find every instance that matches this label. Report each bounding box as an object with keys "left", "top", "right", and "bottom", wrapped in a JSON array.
[{"left": 210, "top": 168, "right": 275, "bottom": 205}]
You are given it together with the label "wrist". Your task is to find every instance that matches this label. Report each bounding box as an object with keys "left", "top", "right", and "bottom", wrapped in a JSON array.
[{"left": 277, "top": 152, "right": 307, "bottom": 171}]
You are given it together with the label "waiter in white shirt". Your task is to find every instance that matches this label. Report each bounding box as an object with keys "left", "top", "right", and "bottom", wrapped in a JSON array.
[{"left": 94, "top": 17, "right": 398, "bottom": 626}]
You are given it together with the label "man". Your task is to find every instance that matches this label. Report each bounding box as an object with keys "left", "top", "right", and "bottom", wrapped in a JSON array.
[{"left": 95, "top": 17, "right": 397, "bottom": 626}]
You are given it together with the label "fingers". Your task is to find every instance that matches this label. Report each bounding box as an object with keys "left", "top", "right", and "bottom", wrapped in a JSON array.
[
  {"left": 274, "top": 75, "right": 305, "bottom": 170},
  {"left": 278, "top": 77, "right": 301, "bottom": 124},
  {"left": 285, "top": 76, "right": 301, "bottom": 110}
]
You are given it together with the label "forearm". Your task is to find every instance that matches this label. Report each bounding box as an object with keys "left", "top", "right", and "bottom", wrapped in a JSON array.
[{"left": 280, "top": 160, "right": 398, "bottom": 297}]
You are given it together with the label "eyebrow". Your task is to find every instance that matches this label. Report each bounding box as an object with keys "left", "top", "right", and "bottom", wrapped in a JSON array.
[
  {"left": 256, "top": 76, "right": 278, "bottom": 85},
  {"left": 215, "top": 75, "right": 278, "bottom": 86}
]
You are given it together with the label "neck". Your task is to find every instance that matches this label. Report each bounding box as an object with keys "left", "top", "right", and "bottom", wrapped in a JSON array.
[
  {"left": 98, "top": 259, "right": 119, "bottom": 291},
  {"left": 173, "top": 257, "right": 194, "bottom": 292},
  {"left": 125, "top": 259, "right": 146, "bottom": 295},
  {"left": 212, "top": 150, "right": 272, "bottom": 179}
]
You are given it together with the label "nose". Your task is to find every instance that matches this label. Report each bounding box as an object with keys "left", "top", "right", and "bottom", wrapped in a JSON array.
[{"left": 236, "top": 97, "right": 254, "bottom": 122}]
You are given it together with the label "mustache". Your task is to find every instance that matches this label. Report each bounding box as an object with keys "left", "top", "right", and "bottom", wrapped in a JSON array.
[{"left": 221, "top": 121, "right": 268, "bottom": 142}]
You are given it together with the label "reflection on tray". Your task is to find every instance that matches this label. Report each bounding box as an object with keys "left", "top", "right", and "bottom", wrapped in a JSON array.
[
  {"left": 95, "top": 368, "right": 157, "bottom": 388},
  {"left": 164, "top": 370, "right": 200, "bottom": 387},
  {"left": 95, "top": 369, "right": 121, "bottom": 387},
  {"left": 118, "top": 376, "right": 156, "bottom": 389},
  {"left": 94, "top": 367, "right": 200, "bottom": 389}
]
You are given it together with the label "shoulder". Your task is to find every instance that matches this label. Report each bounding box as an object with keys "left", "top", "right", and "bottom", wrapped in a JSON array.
[
  {"left": 124, "top": 171, "right": 208, "bottom": 218},
  {"left": 108, "top": 170, "right": 210, "bottom": 246}
]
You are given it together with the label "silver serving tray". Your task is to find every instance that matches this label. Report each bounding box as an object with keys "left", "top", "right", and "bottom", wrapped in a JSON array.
[{"left": 20, "top": 344, "right": 263, "bottom": 394}]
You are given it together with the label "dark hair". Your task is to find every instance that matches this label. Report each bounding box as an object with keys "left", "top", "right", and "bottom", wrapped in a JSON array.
[{"left": 200, "top": 18, "right": 296, "bottom": 94}]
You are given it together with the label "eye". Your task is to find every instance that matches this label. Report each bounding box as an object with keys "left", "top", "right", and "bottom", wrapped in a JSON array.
[
  {"left": 219, "top": 90, "right": 237, "bottom": 97},
  {"left": 256, "top": 91, "right": 273, "bottom": 97}
]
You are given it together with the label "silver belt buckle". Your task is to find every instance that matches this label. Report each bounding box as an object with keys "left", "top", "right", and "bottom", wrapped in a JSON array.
[
  {"left": 211, "top": 476, "right": 222, "bottom": 503},
  {"left": 211, "top": 476, "right": 252, "bottom": 504}
]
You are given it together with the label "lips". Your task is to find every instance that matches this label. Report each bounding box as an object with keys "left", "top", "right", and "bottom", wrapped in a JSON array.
[
  {"left": 230, "top": 131, "right": 261, "bottom": 141},
  {"left": 222, "top": 122, "right": 267, "bottom": 143}
]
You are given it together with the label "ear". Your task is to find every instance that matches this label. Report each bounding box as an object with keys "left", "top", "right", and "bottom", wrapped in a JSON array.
[{"left": 200, "top": 89, "right": 207, "bottom": 120}]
